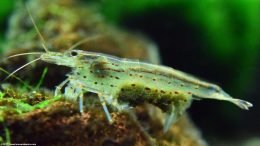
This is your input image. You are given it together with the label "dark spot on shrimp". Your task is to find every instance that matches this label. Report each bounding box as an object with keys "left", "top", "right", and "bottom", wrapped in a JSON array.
[
  {"left": 115, "top": 76, "right": 120, "bottom": 79},
  {"left": 187, "top": 92, "right": 192, "bottom": 95},
  {"left": 110, "top": 85, "right": 114, "bottom": 87},
  {"left": 129, "top": 74, "right": 133, "bottom": 76},
  {"left": 153, "top": 78, "right": 156, "bottom": 81},
  {"left": 180, "top": 84, "right": 184, "bottom": 87},
  {"left": 83, "top": 76, "right": 87, "bottom": 78},
  {"left": 121, "top": 88, "right": 125, "bottom": 91},
  {"left": 90, "top": 60, "right": 108, "bottom": 77},
  {"left": 111, "top": 63, "right": 119, "bottom": 67},
  {"left": 131, "top": 84, "right": 136, "bottom": 87},
  {"left": 145, "top": 87, "right": 151, "bottom": 91},
  {"left": 168, "top": 82, "right": 171, "bottom": 84},
  {"left": 160, "top": 90, "right": 166, "bottom": 94},
  {"left": 76, "top": 72, "right": 80, "bottom": 75},
  {"left": 139, "top": 75, "right": 143, "bottom": 78},
  {"left": 94, "top": 82, "right": 98, "bottom": 85},
  {"left": 174, "top": 91, "right": 179, "bottom": 94}
]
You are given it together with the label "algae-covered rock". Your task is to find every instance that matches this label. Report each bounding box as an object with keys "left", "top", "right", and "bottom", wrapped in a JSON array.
[{"left": 0, "top": 0, "right": 207, "bottom": 145}]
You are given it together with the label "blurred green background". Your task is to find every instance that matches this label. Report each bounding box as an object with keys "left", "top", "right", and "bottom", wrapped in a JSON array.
[
  {"left": 0, "top": 0, "right": 259, "bottom": 145},
  {"left": 0, "top": 0, "right": 14, "bottom": 54}
]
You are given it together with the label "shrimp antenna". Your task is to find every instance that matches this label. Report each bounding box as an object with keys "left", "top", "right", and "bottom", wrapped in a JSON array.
[
  {"left": 0, "top": 67, "right": 33, "bottom": 90},
  {"left": 4, "top": 57, "right": 41, "bottom": 81},
  {"left": 0, "top": 52, "right": 42, "bottom": 63},
  {"left": 25, "top": 4, "right": 49, "bottom": 52},
  {"left": 68, "top": 35, "right": 103, "bottom": 51},
  {"left": 7, "top": 52, "right": 43, "bottom": 59}
]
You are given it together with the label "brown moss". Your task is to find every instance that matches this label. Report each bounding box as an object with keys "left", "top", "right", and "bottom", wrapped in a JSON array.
[{"left": 1, "top": 100, "right": 151, "bottom": 146}]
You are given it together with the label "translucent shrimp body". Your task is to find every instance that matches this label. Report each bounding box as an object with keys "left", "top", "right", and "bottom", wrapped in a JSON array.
[{"left": 40, "top": 49, "right": 253, "bottom": 132}]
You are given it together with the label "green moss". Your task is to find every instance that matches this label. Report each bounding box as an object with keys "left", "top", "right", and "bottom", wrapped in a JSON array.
[
  {"left": 0, "top": 92, "right": 4, "bottom": 99},
  {"left": 0, "top": 85, "right": 61, "bottom": 119}
]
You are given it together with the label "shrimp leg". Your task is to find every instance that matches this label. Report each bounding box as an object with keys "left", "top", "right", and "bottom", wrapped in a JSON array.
[
  {"left": 163, "top": 106, "right": 178, "bottom": 133},
  {"left": 98, "top": 94, "right": 113, "bottom": 124},
  {"left": 64, "top": 80, "right": 85, "bottom": 113},
  {"left": 55, "top": 78, "right": 70, "bottom": 96},
  {"left": 79, "top": 92, "right": 84, "bottom": 113}
]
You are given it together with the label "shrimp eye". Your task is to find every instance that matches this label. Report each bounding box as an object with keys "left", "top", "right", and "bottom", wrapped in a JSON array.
[{"left": 70, "top": 51, "right": 78, "bottom": 56}]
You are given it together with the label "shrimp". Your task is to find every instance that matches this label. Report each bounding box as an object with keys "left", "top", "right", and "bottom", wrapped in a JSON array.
[
  {"left": 38, "top": 49, "right": 253, "bottom": 132},
  {"left": 5, "top": 48, "right": 253, "bottom": 132},
  {"left": 3, "top": 5, "right": 253, "bottom": 133}
]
